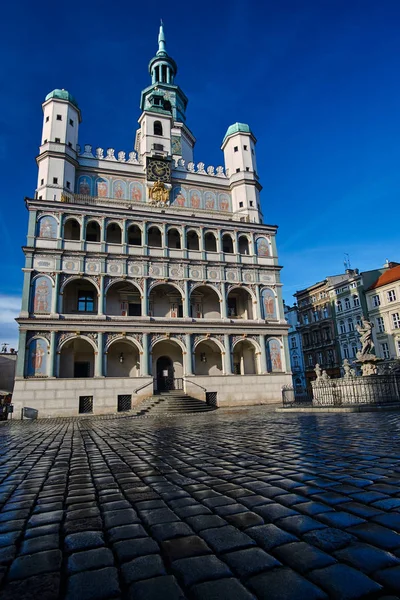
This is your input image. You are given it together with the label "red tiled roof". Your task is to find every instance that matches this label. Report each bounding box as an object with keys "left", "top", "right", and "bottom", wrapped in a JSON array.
[{"left": 369, "top": 265, "right": 400, "bottom": 290}]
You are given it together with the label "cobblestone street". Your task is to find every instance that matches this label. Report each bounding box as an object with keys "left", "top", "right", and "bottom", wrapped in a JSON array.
[{"left": 1, "top": 408, "right": 400, "bottom": 599}]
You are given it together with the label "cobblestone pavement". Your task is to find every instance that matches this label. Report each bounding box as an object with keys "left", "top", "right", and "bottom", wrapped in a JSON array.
[{"left": 2, "top": 409, "right": 400, "bottom": 599}]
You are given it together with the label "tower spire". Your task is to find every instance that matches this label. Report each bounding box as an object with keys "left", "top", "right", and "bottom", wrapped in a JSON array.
[{"left": 157, "top": 19, "right": 166, "bottom": 56}]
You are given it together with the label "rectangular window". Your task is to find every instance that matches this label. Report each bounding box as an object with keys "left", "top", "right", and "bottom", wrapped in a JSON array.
[
  {"left": 69, "top": 118, "right": 74, "bottom": 126},
  {"left": 77, "top": 291, "right": 94, "bottom": 312},
  {"left": 308, "top": 355, "right": 313, "bottom": 366},
  {"left": 291, "top": 338, "right": 297, "bottom": 348},
  {"left": 397, "top": 339, "right": 400, "bottom": 356},
  {"left": 246, "top": 167, "right": 250, "bottom": 172},
  {"left": 79, "top": 395, "right": 93, "bottom": 413},
  {"left": 46, "top": 116, "right": 49, "bottom": 122},
  {"left": 236, "top": 168, "right": 240, "bottom": 173},
  {"left": 66, "top": 181, "right": 71, "bottom": 189},
  {"left": 372, "top": 294, "right": 380, "bottom": 307},
  {"left": 343, "top": 347, "right": 349, "bottom": 359},
  {"left": 340, "top": 322, "right": 346, "bottom": 334},
  {"left": 244, "top": 145, "right": 248, "bottom": 150},
  {"left": 353, "top": 295, "right": 360, "bottom": 306},
  {"left": 234, "top": 146, "right": 238, "bottom": 152},
  {"left": 228, "top": 297, "right": 237, "bottom": 317},
  {"left": 381, "top": 342, "right": 390, "bottom": 360},
  {"left": 239, "top": 201, "right": 243, "bottom": 208},
  {"left": 348, "top": 320, "right": 354, "bottom": 332},
  {"left": 68, "top": 142, "right": 73, "bottom": 148},
  {"left": 376, "top": 317, "right": 385, "bottom": 333},
  {"left": 392, "top": 313, "right": 400, "bottom": 329},
  {"left": 56, "top": 114, "right": 62, "bottom": 121},
  {"left": 55, "top": 137, "right": 60, "bottom": 143},
  {"left": 117, "top": 395, "right": 132, "bottom": 412},
  {"left": 249, "top": 200, "right": 253, "bottom": 206},
  {"left": 128, "top": 303, "right": 141, "bottom": 316},
  {"left": 53, "top": 177, "right": 58, "bottom": 184},
  {"left": 388, "top": 290, "right": 397, "bottom": 302},
  {"left": 40, "top": 178, "right": 44, "bottom": 186}
]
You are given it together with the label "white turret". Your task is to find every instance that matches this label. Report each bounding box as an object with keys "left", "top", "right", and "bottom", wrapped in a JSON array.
[
  {"left": 222, "top": 123, "right": 262, "bottom": 223},
  {"left": 36, "top": 89, "right": 81, "bottom": 201}
]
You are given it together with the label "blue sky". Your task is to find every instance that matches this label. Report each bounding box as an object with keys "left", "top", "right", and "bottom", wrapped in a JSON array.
[{"left": 1, "top": 0, "right": 400, "bottom": 348}]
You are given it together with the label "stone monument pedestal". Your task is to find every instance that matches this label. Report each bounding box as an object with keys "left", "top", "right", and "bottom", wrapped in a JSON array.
[{"left": 355, "top": 354, "right": 383, "bottom": 376}]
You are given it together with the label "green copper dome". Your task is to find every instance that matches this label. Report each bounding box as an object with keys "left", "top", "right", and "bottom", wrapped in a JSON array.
[
  {"left": 223, "top": 122, "right": 252, "bottom": 143},
  {"left": 45, "top": 89, "right": 79, "bottom": 109}
]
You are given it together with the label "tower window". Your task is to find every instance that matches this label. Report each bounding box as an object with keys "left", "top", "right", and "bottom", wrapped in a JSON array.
[
  {"left": 56, "top": 114, "right": 62, "bottom": 121},
  {"left": 234, "top": 146, "right": 238, "bottom": 152},
  {"left": 154, "top": 121, "right": 163, "bottom": 136},
  {"left": 53, "top": 177, "right": 58, "bottom": 184},
  {"left": 66, "top": 181, "right": 71, "bottom": 189},
  {"left": 46, "top": 116, "right": 49, "bottom": 122},
  {"left": 40, "top": 179, "right": 44, "bottom": 186},
  {"left": 43, "top": 139, "right": 47, "bottom": 143},
  {"left": 153, "top": 97, "right": 163, "bottom": 106},
  {"left": 246, "top": 167, "right": 250, "bottom": 171},
  {"left": 244, "top": 145, "right": 248, "bottom": 150},
  {"left": 55, "top": 137, "right": 61, "bottom": 143},
  {"left": 239, "top": 202, "right": 243, "bottom": 208},
  {"left": 69, "top": 119, "right": 74, "bottom": 126},
  {"left": 236, "top": 168, "right": 240, "bottom": 173},
  {"left": 68, "top": 142, "right": 72, "bottom": 148},
  {"left": 250, "top": 201, "right": 253, "bottom": 206}
]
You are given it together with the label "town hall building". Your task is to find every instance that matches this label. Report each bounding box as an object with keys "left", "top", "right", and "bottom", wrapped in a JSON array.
[{"left": 13, "top": 24, "right": 291, "bottom": 417}]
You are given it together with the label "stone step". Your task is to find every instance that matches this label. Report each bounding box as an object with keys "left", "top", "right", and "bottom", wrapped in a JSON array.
[{"left": 133, "top": 392, "right": 216, "bottom": 416}]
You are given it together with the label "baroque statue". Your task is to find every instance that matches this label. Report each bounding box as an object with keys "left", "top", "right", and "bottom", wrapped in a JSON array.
[
  {"left": 149, "top": 180, "right": 170, "bottom": 206},
  {"left": 356, "top": 318, "right": 374, "bottom": 359}
]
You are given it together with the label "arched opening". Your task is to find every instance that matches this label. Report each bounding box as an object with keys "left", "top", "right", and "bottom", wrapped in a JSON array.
[
  {"left": 127, "top": 224, "right": 141, "bottom": 246},
  {"left": 233, "top": 340, "right": 259, "bottom": 375},
  {"left": 187, "top": 230, "right": 199, "bottom": 250},
  {"left": 194, "top": 340, "right": 223, "bottom": 376},
  {"left": 238, "top": 235, "right": 249, "bottom": 255},
  {"left": 59, "top": 338, "right": 95, "bottom": 378},
  {"left": 190, "top": 286, "right": 221, "bottom": 319},
  {"left": 86, "top": 221, "right": 101, "bottom": 242},
  {"left": 204, "top": 232, "right": 217, "bottom": 252},
  {"left": 62, "top": 279, "right": 98, "bottom": 314},
  {"left": 64, "top": 219, "right": 80, "bottom": 241},
  {"left": 154, "top": 121, "right": 163, "bottom": 136},
  {"left": 152, "top": 340, "right": 183, "bottom": 391},
  {"left": 222, "top": 233, "right": 234, "bottom": 254},
  {"left": 148, "top": 226, "right": 162, "bottom": 248},
  {"left": 149, "top": 284, "right": 183, "bottom": 318},
  {"left": 167, "top": 228, "right": 181, "bottom": 249},
  {"left": 227, "top": 288, "right": 254, "bottom": 319},
  {"left": 107, "top": 340, "right": 140, "bottom": 377},
  {"left": 106, "top": 222, "right": 122, "bottom": 244},
  {"left": 106, "top": 281, "right": 141, "bottom": 316}
]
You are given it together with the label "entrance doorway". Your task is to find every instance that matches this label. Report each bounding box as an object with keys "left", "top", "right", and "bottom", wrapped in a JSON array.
[{"left": 156, "top": 356, "right": 174, "bottom": 391}]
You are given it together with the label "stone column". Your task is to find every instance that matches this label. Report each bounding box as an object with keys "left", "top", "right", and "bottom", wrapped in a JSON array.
[
  {"left": 250, "top": 233, "right": 256, "bottom": 259},
  {"left": 20, "top": 269, "right": 32, "bottom": 318},
  {"left": 49, "top": 331, "right": 57, "bottom": 377},
  {"left": 185, "top": 334, "right": 193, "bottom": 375},
  {"left": 142, "top": 278, "right": 148, "bottom": 317},
  {"left": 56, "top": 217, "right": 63, "bottom": 250},
  {"left": 162, "top": 223, "right": 167, "bottom": 257},
  {"left": 217, "top": 229, "right": 223, "bottom": 257},
  {"left": 224, "top": 334, "right": 232, "bottom": 374},
  {"left": 98, "top": 276, "right": 105, "bottom": 316},
  {"left": 141, "top": 333, "right": 150, "bottom": 376},
  {"left": 100, "top": 218, "right": 106, "bottom": 252},
  {"left": 51, "top": 273, "right": 59, "bottom": 315},
  {"left": 221, "top": 282, "right": 227, "bottom": 319},
  {"left": 121, "top": 218, "right": 127, "bottom": 251},
  {"left": 183, "top": 280, "right": 190, "bottom": 318},
  {"left": 15, "top": 331, "right": 27, "bottom": 377},
  {"left": 142, "top": 222, "right": 148, "bottom": 256},
  {"left": 259, "top": 334, "right": 268, "bottom": 374},
  {"left": 255, "top": 285, "right": 263, "bottom": 320},
  {"left": 95, "top": 332, "right": 104, "bottom": 377},
  {"left": 27, "top": 210, "right": 37, "bottom": 247}
]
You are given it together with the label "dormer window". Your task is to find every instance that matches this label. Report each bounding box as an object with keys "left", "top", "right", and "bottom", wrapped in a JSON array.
[
  {"left": 153, "top": 96, "right": 163, "bottom": 106},
  {"left": 154, "top": 121, "right": 163, "bottom": 136}
]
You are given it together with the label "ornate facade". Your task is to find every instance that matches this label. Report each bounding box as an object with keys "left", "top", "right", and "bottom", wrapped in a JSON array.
[{"left": 13, "top": 24, "right": 291, "bottom": 417}]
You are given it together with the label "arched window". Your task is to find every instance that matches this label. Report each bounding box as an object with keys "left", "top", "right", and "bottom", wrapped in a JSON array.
[
  {"left": 336, "top": 300, "right": 343, "bottom": 312},
  {"left": 204, "top": 232, "right": 217, "bottom": 252},
  {"left": 339, "top": 321, "right": 346, "bottom": 334},
  {"left": 345, "top": 297, "right": 351, "bottom": 309},
  {"left": 186, "top": 230, "right": 199, "bottom": 251},
  {"left": 238, "top": 235, "right": 249, "bottom": 255},
  {"left": 222, "top": 234, "right": 234, "bottom": 254},
  {"left": 353, "top": 294, "right": 360, "bottom": 307},
  {"left": 127, "top": 224, "right": 141, "bottom": 246},
  {"left": 348, "top": 318, "right": 354, "bottom": 332},
  {"left": 148, "top": 226, "right": 162, "bottom": 248},
  {"left": 154, "top": 121, "right": 163, "bottom": 136},
  {"left": 64, "top": 219, "right": 80, "bottom": 241},
  {"left": 343, "top": 345, "right": 349, "bottom": 359},
  {"left": 106, "top": 223, "right": 122, "bottom": 244},
  {"left": 85, "top": 221, "right": 100, "bottom": 242}
]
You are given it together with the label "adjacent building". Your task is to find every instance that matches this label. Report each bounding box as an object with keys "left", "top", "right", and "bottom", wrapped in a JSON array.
[
  {"left": 13, "top": 23, "right": 291, "bottom": 417},
  {"left": 284, "top": 303, "right": 306, "bottom": 388},
  {"left": 366, "top": 263, "right": 400, "bottom": 361}
]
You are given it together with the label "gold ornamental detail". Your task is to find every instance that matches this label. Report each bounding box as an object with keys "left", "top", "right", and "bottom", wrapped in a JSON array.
[{"left": 149, "top": 180, "right": 170, "bottom": 206}]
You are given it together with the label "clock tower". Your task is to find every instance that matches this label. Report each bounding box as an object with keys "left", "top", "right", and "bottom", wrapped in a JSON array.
[{"left": 135, "top": 21, "right": 196, "bottom": 169}]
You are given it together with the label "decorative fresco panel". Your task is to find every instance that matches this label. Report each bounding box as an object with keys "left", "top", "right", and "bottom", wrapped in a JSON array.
[
  {"left": 77, "top": 175, "right": 92, "bottom": 195},
  {"left": 170, "top": 185, "right": 232, "bottom": 212},
  {"left": 27, "top": 338, "right": 48, "bottom": 376},
  {"left": 171, "top": 135, "right": 182, "bottom": 156},
  {"left": 130, "top": 181, "right": 144, "bottom": 202},
  {"left": 37, "top": 216, "right": 57, "bottom": 239},
  {"left": 96, "top": 177, "right": 109, "bottom": 198},
  {"left": 267, "top": 339, "right": 282, "bottom": 372},
  {"left": 32, "top": 276, "right": 52, "bottom": 313},
  {"left": 76, "top": 173, "right": 145, "bottom": 203},
  {"left": 113, "top": 180, "right": 127, "bottom": 200},
  {"left": 256, "top": 237, "right": 270, "bottom": 257},
  {"left": 261, "top": 288, "right": 276, "bottom": 320}
]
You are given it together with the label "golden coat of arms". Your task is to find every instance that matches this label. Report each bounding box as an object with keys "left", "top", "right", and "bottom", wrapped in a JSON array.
[{"left": 149, "top": 180, "right": 170, "bottom": 205}]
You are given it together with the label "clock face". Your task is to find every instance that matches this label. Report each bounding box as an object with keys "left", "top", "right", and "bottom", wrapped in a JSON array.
[{"left": 147, "top": 159, "right": 171, "bottom": 182}]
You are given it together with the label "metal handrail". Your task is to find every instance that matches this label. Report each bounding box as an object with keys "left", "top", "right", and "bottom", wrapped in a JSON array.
[
  {"left": 134, "top": 378, "right": 155, "bottom": 394},
  {"left": 184, "top": 378, "right": 207, "bottom": 392}
]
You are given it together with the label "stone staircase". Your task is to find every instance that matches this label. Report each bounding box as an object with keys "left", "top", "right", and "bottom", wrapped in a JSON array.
[{"left": 132, "top": 391, "right": 216, "bottom": 417}]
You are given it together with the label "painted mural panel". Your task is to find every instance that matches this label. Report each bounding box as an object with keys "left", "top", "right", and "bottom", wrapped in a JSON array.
[
  {"left": 267, "top": 339, "right": 282, "bottom": 372},
  {"left": 261, "top": 288, "right": 276, "bottom": 320},
  {"left": 256, "top": 237, "right": 270, "bottom": 257},
  {"left": 96, "top": 177, "right": 109, "bottom": 198},
  {"left": 113, "top": 180, "right": 127, "bottom": 200},
  {"left": 218, "top": 193, "right": 230, "bottom": 211},
  {"left": 38, "top": 216, "right": 57, "bottom": 239},
  {"left": 189, "top": 189, "right": 202, "bottom": 209},
  {"left": 171, "top": 135, "right": 182, "bottom": 155},
  {"left": 173, "top": 187, "right": 187, "bottom": 207},
  {"left": 32, "top": 277, "right": 52, "bottom": 313},
  {"left": 27, "top": 338, "right": 48, "bottom": 377},
  {"left": 77, "top": 175, "right": 92, "bottom": 195},
  {"left": 204, "top": 191, "right": 216, "bottom": 210},
  {"left": 130, "top": 181, "right": 144, "bottom": 202}
]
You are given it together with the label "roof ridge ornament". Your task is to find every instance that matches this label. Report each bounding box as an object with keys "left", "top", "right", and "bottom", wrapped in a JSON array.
[{"left": 157, "top": 19, "right": 167, "bottom": 56}]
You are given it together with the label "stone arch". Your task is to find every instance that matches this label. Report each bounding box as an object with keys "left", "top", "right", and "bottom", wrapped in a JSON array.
[
  {"left": 59, "top": 336, "right": 96, "bottom": 378},
  {"left": 194, "top": 338, "right": 224, "bottom": 376},
  {"left": 231, "top": 336, "right": 261, "bottom": 354},
  {"left": 151, "top": 337, "right": 185, "bottom": 390},
  {"left": 60, "top": 275, "right": 100, "bottom": 294},
  {"left": 190, "top": 282, "right": 222, "bottom": 301},
  {"left": 64, "top": 217, "right": 81, "bottom": 240},
  {"left": 167, "top": 227, "right": 182, "bottom": 249},
  {"left": 193, "top": 336, "right": 225, "bottom": 353},
  {"left": 105, "top": 335, "right": 143, "bottom": 353},
  {"left": 226, "top": 285, "right": 255, "bottom": 319},
  {"left": 105, "top": 280, "right": 142, "bottom": 316},
  {"left": 106, "top": 221, "right": 122, "bottom": 244},
  {"left": 149, "top": 283, "right": 183, "bottom": 318},
  {"left": 61, "top": 277, "right": 99, "bottom": 314},
  {"left": 151, "top": 336, "right": 186, "bottom": 354},
  {"left": 222, "top": 232, "right": 234, "bottom": 253},
  {"left": 204, "top": 231, "right": 217, "bottom": 252},
  {"left": 148, "top": 225, "right": 162, "bottom": 247},
  {"left": 189, "top": 284, "right": 221, "bottom": 319},
  {"left": 186, "top": 228, "right": 200, "bottom": 251},
  {"left": 104, "top": 278, "right": 141, "bottom": 295},
  {"left": 232, "top": 338, "right": 260, "bottom": 375},
  {"left": 85, "top": 219, "right": 101, "bottom": 242},
  {"left": 238, "top": 234, "right": 250, "bottom": 255},
  {"left": 148, "top": 280, "right": 184, "bottom": 296},
  {"left": 106, "top": 337, "right": 141, "bottom": 378},
  {"left": 58, "top": 334, "right": 98, "bottom": 353}
]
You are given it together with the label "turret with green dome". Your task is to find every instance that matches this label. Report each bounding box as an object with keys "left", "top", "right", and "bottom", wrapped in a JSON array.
[{"left": 45, "top": 89, "right": 79, "bottom": 110}]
